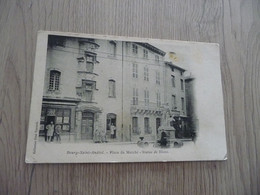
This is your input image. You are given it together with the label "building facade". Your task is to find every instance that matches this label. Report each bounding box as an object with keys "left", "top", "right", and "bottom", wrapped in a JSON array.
[
  {"left": 39, "top": 35, "right": 193, "bottom": 142},
  {"left": 40, "top": 36, "right": 124, "bottom": 142},
  {"left": 164, "top": 61, "right": 188, "bottom": 138},
  {"left": 121, "top": 42, "right": 166, "bottom": 142}
]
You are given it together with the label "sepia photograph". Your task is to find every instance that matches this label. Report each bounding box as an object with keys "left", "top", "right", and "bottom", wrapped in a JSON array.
[{"left": 26, "top": 31, "right": 226, "bottom": 163}]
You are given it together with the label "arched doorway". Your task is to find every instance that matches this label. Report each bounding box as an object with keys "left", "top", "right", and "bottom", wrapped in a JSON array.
[{"left": 81, "top": 111, "right": 94, "bottom": 139}]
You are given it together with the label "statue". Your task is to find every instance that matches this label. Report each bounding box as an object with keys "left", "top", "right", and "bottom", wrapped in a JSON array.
[{"left": 162, "top": 103, "right": 175, "bottom": 126}]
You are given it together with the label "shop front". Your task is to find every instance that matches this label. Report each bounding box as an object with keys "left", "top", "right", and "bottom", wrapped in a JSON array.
[{"left": 40, "top": 100, "right": 77, "bottom": 141}]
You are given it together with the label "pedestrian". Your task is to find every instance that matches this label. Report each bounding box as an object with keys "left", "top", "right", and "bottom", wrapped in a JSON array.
[
  {"left": 113, "top": 125, "right": 117, "bottom": 138},
  {"left": 94, "top": 128, "right": 100, "bottom": 143},
  {"left": 101, "top": 130, "right": 107, "bottom": 143},
  {"left": 46, "top": 121, "right": 55, "bottom": 142},
  {"left": 110, "top": 124, "right": 115, "bottom": 139},
  {"left": 55, "top": 124, "right": 61, "bottom": 143}
]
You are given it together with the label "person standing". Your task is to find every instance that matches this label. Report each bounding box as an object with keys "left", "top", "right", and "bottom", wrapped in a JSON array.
[
  {"left": 113, "top": 124, "right": 116, "bottom": 139},
  {"left": 46, "top": 121, "right": 55, "bottom": 142},
  {"left": 101, "top": 130, "right": 107, "bottom": 143},
  {"left": 110, "top": 124, "right": 115, "bottom": 139},
  {"left": 94, "top": 128, "right": 100, "bottom": 143},
  {"left": 55, "top": 124, "right": 61, "bottom": 143}
]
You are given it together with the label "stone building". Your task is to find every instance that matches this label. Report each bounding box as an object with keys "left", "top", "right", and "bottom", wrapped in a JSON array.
[
  {"left": 164, "top": 61, "right": 188, "bottom": 138},
  {"left": 40, "top": 35, "right": 123, "bottom": 142},
  {"left": 164, "top": 61, "right": 187, "bottom": 117},
  {"left": 39, "top": 35, "right": 193, "bottom": 142},
  {"left": 121, "top": 42, "right": 166, "bottom": 142}
]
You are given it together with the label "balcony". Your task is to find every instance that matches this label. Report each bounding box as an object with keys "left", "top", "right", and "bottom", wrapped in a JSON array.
[{"left": 130, "top": 101, "right": 163, "bottom": 115}]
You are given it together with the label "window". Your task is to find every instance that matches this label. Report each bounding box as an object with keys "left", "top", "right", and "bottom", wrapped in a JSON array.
[
  {"left": 85, "top": 83, "right": 94, "bottom": 101},
  {"left": 86, "top": 62, "right": 94, "bottom": 73},
  {"left": 85, "top": 53, "right": 96, "bottom": 73},
  {"left": 156, "top": 92, "right": 161, "bottom": 107},
  {"left": 132, "top": 117, "right": 138, "bottom": 134},
  {"left": 144, "top": 66, "right": 149, "bottom": 81},
  {"left": 181, "top": 79, "right": 184, "bottom": 90},
  {"left": 156, "top": 71, "right": 160, "bottom": 85},
  {"left": 80, "top": 80, "right": 95, "bottom": 102},
  {"left": 86, "top": 54, "right": 95, "bottom": 62},
  {"left": 143, "top": 49, "right": 148, "bottom": 59},
  {"left": 133, "top": 88, "right": 138, "bottom": 105},
  {"left": 49, "top": 70, "right": 61, "bottom": 91},
  {"left": 171, "top": 75, "right": 175, "bottom": 87},
  {"left": 171, "top": 67, "right": 175, "bottom": 72},
  {"left": 181, "top": 97, "right": 185, "bottom": 110},
  {"left": 144, "top": 117, "right": 150, "bottom": 134},
  {"left": 155, "top": 55, "right": 159, "bottom": 63},
  {"left": 40, "top": 108, "right": 71, "bottom": 135},
  {"left": 132, "top": 44, "right": 138, "bottom": 54},
  {"left": 144, "top": 89, "right": 149, "bottom": 106},
  {"left": 108, "top": 80, "right": 116, "bottom": 97},
  {"left": 110, "top": 41, "right": 116, "bottom": 57},
  {"left": 133, "top": 63, "right": 138, "bottom": 78},
  {"left": 172, "top": 95, "right": 176, "bottom": 109},
  {"left": 55, "top": 109, "right": 71, "bottom": 131}
]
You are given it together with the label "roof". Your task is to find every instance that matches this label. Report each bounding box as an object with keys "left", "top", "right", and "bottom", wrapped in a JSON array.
[
  {"left": 165, "top": 61, "right": 186, "bottom": 72},
  {"left": 135, "top": 42, "right": 166, "bottom": 56}
]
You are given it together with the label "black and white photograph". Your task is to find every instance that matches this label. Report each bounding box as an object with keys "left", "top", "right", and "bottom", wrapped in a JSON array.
[{"left": 26, "top": 31, "right": 227, "bottom": 163}]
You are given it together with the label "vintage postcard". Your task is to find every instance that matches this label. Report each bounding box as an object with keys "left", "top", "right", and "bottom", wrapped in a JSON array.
[{"left": 25, "top": 31, "right": 227, "bottom": 163}]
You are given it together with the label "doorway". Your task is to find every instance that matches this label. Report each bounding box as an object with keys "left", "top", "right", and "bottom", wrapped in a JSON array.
[
  {"left": 81, "top": 112, "right": 94, "bottom": 139},
  {"left": 45, "top": 116, "right": 55, "bottom": 141},
  {"left": 106, "top": 113, "right": 117, "bottom": 138}
]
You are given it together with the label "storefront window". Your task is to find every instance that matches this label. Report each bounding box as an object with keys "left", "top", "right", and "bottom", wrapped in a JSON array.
[
  {"left": 55, "top": 109, "right": 71, "bottom": 131},
  {"left": 40, "top": 107, "right": 71, "bottom": 135}
]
